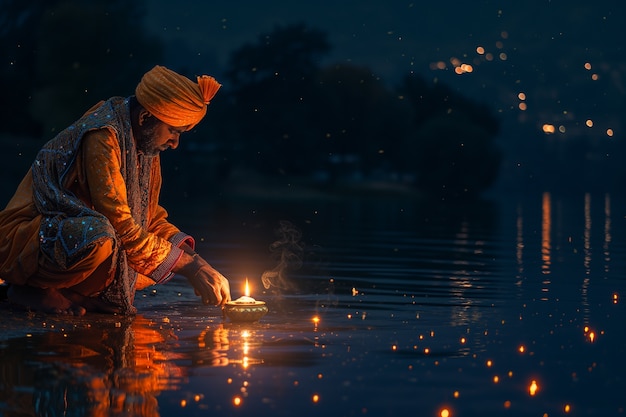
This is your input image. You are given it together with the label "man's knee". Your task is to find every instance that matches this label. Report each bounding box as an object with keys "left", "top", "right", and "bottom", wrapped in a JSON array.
[{"left": 30, "top": 237, "right": 116, "bottom": 289}]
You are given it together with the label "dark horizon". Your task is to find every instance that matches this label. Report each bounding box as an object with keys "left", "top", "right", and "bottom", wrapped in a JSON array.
[
  {"left": 1, "top": 0, "right": 624, "bottom": 201},
  {"left": 146, "top": 0, "right": 625, "bottom": 139}
]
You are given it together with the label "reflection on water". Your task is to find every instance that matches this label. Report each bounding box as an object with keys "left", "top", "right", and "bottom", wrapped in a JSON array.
[
  {"left": 0, "top": 316, "right": 183, "bottom": 416},
  {"left": 541, "top": 191, "right": 552, "bottom": 276},
  {"left": 1, "top": 191, "right": 624, "bottom": 416}
]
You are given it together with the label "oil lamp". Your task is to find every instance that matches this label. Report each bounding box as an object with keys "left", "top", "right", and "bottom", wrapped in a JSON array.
[{"left": 223, "top": 278, "right": 268, "bottom": 322}]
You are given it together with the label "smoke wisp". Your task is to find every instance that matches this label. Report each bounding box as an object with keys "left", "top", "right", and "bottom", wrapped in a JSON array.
[{"left": 261, "top": 220, "right": 303, "bottom": 293}]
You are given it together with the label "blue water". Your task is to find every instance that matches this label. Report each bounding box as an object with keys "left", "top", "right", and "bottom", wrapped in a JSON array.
[{"left": 1, "top": 191, "right": 624, "bottom": 416}]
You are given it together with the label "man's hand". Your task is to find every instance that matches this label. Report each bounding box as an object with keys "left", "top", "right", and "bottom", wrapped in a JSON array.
[
  {"left": 174, "top": 250, "right": 231, "bottom": 306},
  {"left": 187, "top": 264, "right": 231, "bottom": 306}
]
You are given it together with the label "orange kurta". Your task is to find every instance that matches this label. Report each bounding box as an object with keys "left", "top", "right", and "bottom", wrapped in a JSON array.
[{"left": 0, "top": 97, "right": 191, "bottom": 306}]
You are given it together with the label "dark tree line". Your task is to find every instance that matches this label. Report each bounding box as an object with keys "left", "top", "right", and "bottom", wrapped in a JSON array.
[
  {"left": 1, "top": 3, "right": 502, "bottom": 201},
  {"left": 201, "top": 23, "right": 501, "bottom": 200}
]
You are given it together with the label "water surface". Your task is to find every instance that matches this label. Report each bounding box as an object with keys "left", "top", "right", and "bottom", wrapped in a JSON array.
[{"left": 1, "top": 191, "right": 624, "bottom": 416}]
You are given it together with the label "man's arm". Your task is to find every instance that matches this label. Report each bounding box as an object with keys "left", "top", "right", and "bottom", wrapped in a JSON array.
[
  {"left": 82, "top": 130, "right": 230, "bottom": 305},
  {"left": 82, "top": 130, "right": 181, "bottom": 279}
]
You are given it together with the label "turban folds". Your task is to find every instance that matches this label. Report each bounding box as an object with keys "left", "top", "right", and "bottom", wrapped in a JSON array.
[{"left": 135, "top": 65, "right": 221, "bottom": 128}]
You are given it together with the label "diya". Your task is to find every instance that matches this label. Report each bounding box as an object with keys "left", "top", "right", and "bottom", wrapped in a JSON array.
[{"left": 223, "top": 279, "right": 268, "bottom": 322}]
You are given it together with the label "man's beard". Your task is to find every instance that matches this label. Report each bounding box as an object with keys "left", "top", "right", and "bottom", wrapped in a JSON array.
[{"left": 136, "top": 123, "right": 160, "bottom": 157}]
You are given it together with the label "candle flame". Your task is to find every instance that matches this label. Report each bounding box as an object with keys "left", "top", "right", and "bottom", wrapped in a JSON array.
[{"left": 245, "top": 278, "right": 250, "bottom": 297}]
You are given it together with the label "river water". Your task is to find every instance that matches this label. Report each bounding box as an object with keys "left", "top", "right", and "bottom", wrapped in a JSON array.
[{"left": 1, "top": 190, "right": 624, "bottom": 417}]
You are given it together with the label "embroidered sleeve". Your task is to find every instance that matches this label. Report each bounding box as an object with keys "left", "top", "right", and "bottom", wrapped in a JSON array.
[{"left": 151, "top": 232, "right": 196, "bottom": 284}]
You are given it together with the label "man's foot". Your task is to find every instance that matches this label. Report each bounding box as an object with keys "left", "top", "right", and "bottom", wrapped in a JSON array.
[
  {"left": 59, "top": 289, "right": 122, "bottom": 314},
  {"left": 7, "top": 285, "right": 87, "bottom": 316}
]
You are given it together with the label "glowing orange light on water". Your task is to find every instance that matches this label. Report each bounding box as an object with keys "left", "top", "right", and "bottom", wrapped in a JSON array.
[
  {"left": 583, "top": 326, "right": 597, "bottom": 342},
  {"left": 312, "top": 316, "right": 320, "bottom": 325},
  {"left": 454, "top": 64, "right": 473, "bottom": 74},
  {"left": 542, "top": 124, "right": 556, "bottom": 134},
  {"left": 440, "top": 408, "right": 450, "bottom": 417},
  {"left": 529, "top": 380, "right": 539, "bottom": 396},
  {"left": 613, "top": 293, "right": 619, "bottom": 304},
  {"left": 312, "top": 394, "right": 320, "bottom": 403},
  {"left": 518, "top": 345, "right": 526, "bottom": 353},
  {"left": 233, "top": 396, "right": 242, "bottom": 407},
  {"left": 564, "top": 404, "right": 571, "bottom": 413}
]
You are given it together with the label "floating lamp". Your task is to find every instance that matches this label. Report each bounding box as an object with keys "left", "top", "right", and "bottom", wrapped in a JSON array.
[{"left": 223, "top": 278, "right": 268, "bottom": 322}]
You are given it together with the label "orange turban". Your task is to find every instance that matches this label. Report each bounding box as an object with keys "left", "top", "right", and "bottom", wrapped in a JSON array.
[{"left": 135, "top": 65, "right": 221, "bottom": 128}]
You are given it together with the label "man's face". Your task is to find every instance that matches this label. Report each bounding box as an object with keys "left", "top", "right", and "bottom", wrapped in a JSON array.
[{"left": 136, "top": 114, "right": 189, "bottom": 157}]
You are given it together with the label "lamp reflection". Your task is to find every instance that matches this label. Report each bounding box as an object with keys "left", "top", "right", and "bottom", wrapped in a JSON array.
[{"left": 196, "top": 325, "right": 264, "bottom": 370}]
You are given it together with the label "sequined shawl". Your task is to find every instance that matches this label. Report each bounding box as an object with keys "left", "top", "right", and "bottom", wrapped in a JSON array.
[{"left": 31, "top": 97, "right": 152, "bottom": 313}]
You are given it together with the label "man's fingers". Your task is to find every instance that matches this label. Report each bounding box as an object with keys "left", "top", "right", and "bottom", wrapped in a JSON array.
[
  {"left": 190, "top": 266, "right": 231, "bottom": 306},
  {"left": 219, "top": 276, "right": 231, "bottom": 304}
]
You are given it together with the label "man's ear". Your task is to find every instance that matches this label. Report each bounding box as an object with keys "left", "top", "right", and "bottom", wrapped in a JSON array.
[{"left": 138, "top": 109, "right": 152, "bottom": 126}]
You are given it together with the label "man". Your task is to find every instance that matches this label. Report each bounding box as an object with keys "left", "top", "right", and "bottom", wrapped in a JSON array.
[{"left": 0, "top": 65, "right": 231, "bottom": 315}]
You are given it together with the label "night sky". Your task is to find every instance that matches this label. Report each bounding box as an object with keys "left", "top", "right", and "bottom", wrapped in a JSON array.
[{"left": 145, "top": 0, "right": 625, "bottom": 141}]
